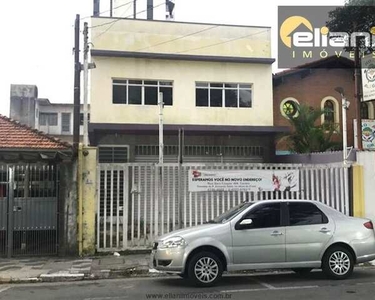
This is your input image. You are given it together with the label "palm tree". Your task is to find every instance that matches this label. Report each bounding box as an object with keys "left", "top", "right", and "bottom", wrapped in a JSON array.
[{"left": 280, "top": 104, "right": 342, "bottom": 154}]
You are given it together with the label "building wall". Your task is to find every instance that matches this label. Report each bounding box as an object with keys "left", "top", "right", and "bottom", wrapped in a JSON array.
[
  {"left": 37, "top": 104, "right": 85, "bottom": 136},
  {"left": 356, "top": 152, "right": 375, "bottom": 222},
  {"left": 96, "top": 133, "right": 275, "bottom": 162},
  {"left": 91, "top": 18, "right": 271, "bottom": 59},
  {"left": 91, "top": 57, "right": 274, "bottom": 126},
  {"left": 9, "top": 85, "right": 38, "bottom": 128},
  {"left": 273, "top": 68, "right": 357, "bottom": 149}
]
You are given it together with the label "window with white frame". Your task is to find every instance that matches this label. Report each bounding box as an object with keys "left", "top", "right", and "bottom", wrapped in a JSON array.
[
  {"left": 195, "top": 82, "right": 252, "bottom": 108},
  {"left": 321, "top": 97, "right": 339, "bottom": 125},
  {"left": 39, "top": 113, "right": 58, "bottom": 126},
  {"left": 280, "top": 98, "right": 299, "bottom": 118},
  {"left": 112, "top": 79, "right": 173, "bottom": 106},
  {"left": 61, "top": 113, "right": 71, "bottom": 132}
]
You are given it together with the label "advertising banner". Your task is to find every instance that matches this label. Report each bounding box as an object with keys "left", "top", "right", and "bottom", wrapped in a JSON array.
[
  {"left": 362, "top": 119, "right": 375, "bottom": 150},
  {"left": 188, "top": 169, "right": 299, "bottom": 192},
  {"left": 361, "top": 54, "right": 375, "bottom": 102}
]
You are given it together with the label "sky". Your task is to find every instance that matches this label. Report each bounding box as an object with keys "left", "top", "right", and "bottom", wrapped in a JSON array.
[{"left": 0, "top": 0, "right": 346, "bottom": 117}]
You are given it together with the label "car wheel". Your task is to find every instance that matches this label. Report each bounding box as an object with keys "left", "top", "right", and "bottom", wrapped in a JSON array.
[
  {"left": 178, "top": 273, "right": 187, "bottom": 279},
  {"left": 322, "top": 246, "right": 354, "bottom": 280},
  {"left": 187, "top": 251, "right": 223, "bottom": 287},
  {"left": 292, "top": 268, "right": 313, "bottom": 275}
]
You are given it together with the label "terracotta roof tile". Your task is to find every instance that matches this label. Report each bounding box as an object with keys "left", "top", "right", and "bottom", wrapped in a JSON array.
[
  {"left": 0, "top": 114, "right": 71, "bottom": 150},
  {"left": 274, "top": 56, "right": 354, "bottom": 79}
]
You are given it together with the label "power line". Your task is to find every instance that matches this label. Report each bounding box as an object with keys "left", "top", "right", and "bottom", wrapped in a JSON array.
[
  {"left": 93, "top": 3, "right": 134, "bottom": 39},
  {"left": 175, "top": 29, "right": 270, "bottom": 54},
  {"left": 134, "top": 25, "right": 219, "bottom": 52},
  {"left": 80, "top": 0, "right": 134, "bottom": 21},
  {"left": 90, "top": 1, "right": 165, "bottom": 29}
]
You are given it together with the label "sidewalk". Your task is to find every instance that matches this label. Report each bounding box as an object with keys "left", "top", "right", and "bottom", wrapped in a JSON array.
[{"left": 0, "top": 253, "right": 165, "bottom": 284}]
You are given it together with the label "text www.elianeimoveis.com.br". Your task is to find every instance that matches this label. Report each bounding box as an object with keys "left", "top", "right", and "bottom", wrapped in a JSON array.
[{"left": 146, "top": 293, "right": 232, "bottom": 299}]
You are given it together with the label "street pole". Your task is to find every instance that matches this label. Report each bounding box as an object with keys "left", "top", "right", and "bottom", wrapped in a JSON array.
[
  {"left": 342, "top": 96, "right": 348, "bottom": 165},
  {"left": 336, "top": 86, "right": 350, "bottom": 215},
  {"left": 73, "top": 14, "right": 81, "bottom": 154},
  {"left": 133, "top": 0, "right": 137, "bottom": 18},
  {"left": 158, "top": 92, "right": 164, "bottom": 236},
  {"left": 159, "top": 92, "right": 164, "bottom": 165},
  {"left": 83, "top": 22, "right": 89, "bottom": 147},
  {"left": 354, "top": 47, "right": 363, "bottom": 150}
]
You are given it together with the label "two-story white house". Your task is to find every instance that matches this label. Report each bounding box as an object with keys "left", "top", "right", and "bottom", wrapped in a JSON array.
[
  {"left": 10, "top": 84, "right": 89, "bottom": 144},
  {"left": 89, "top": 16, "right": 286, "bottom": 163}
]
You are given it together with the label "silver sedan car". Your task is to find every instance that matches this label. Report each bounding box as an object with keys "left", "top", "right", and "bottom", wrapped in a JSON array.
[{"left": 151, "top": 200, "right": 375, "bottom": 286}]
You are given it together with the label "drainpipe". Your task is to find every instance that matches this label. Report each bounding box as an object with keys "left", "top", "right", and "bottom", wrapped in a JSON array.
[{"left": 78, "top": 143, "right": 84, "bottom": 256}]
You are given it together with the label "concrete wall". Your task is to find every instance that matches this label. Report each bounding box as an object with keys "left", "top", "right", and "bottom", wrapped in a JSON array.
[
  {"left": 91, "top": 17, "right": 271, "bottom": 58},
  {"left": 91, "top": 57, "right": 274, "bottom": 126},
  {"left": 9, "top": 84, "right": 38, "bottom": 128},
  {"left": 80, "top": 146, "right": 98, "bottom": 255},
  {"left": 58, "top": 160, "right": 78, "bottom": 256},
  {"left": 275, "top": 150, "right": 357, "bottom": 164},
  {"left": 356, "top": 152, "right": 375, "bottom": 221}
]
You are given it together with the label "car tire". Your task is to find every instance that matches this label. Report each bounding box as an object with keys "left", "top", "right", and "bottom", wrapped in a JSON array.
[
  {"left": 292, "top": 268, "right": 313, "bottom": 275},
  {"left": 187, "top": 251, "right": 223, "bottom": 287},
  {"left": 322, "top": 246, "right": 354, "bottom": 280}
]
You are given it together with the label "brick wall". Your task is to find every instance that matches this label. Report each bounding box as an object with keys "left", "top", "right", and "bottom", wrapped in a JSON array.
[{"left": 273, "top": 68, "right": 357, "bottom": 150}]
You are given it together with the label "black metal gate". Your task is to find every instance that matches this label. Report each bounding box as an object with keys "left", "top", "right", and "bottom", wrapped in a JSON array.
[{"left": 0, "top": 164, "right": 59, "bottom": 257}]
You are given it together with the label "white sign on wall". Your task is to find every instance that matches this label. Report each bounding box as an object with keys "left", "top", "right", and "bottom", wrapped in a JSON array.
[
  {"left": 188, "top": 169, "right": 299, "bottom": 192},
  {"left": 361, "top": 54, "right": 375, "bottom": 102}
]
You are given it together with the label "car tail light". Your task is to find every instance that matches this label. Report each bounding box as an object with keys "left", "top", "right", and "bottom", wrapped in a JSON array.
[{"left": 364, "top": 221, "right": 374, "bottom": 229}]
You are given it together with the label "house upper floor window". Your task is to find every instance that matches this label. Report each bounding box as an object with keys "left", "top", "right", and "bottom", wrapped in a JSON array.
[
  {"left": 112, "top": 79, "right": 173, "bottom": 106},
  {"left": 196, "top": 82, "right": 252, "bottom": 108},
  {"left": 61, "top": 113, "right": 71, "bottom": 132},
  {"left": 39, "top": 113, "right": 58, "bottom": 126}
]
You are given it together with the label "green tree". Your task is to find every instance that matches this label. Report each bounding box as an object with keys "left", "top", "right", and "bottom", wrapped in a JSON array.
[
  {"left": 326, "top": 0, "right": 375, "bottom": 52},
  {"left": 280, "top": 104, "right": 341, "bottom": 154}
]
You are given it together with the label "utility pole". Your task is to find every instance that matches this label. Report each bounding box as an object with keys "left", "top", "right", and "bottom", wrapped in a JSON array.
[
  {"left": 353, "top": 23, "right": 363, "bottom": 150},
  {"left": 133, "top": 0, "right": 137, "bottom": 18},
  {"left": 73, "top": 14, "right": 81, "bottom": 154},
  {"left": 82, "top": 22, "right": 96, "bottom": 147},
  {"left": 354, "top": 45, "right": 363, "bottom": 150},
  {"left": 83, "top": 22, "right": 89, "bottom": 147}
]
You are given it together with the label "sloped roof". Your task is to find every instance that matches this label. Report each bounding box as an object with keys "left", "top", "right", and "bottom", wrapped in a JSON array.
[
  {"left": 0, "top": 114, "right": 71, "bottom": 150},
  {"left": 274, "top": 56, "right": 355, "bottom": 79}
]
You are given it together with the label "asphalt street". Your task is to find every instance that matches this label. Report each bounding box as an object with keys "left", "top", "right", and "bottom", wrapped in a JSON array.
[{"left": 1, "top": 267, "right": 375, "bottom": 300}]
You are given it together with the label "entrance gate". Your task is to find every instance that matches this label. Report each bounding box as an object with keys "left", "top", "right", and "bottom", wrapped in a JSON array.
[{"left": 0, "top": 164, "right": 59, "bottom": 257}]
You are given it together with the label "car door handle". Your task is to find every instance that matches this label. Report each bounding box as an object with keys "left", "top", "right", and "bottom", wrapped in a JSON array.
[
  {"left": 271, "top": 231, "right": 283, "bottom": 236},
  {"left": 319, "top": 227, "right": 331, "bottom": 233}
]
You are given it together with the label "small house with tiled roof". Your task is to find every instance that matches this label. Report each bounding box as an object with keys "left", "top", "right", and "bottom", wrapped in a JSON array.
[
  {"left": 0, "top": 114, "right": 72, "bottom": 161},
  {"left": 0, "top": 115, "right": 75, "bottom": 257}
]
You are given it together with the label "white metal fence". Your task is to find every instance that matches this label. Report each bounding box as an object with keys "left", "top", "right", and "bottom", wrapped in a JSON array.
[{"left": 96, "top": 163, "right": 350, "bottom": 251}]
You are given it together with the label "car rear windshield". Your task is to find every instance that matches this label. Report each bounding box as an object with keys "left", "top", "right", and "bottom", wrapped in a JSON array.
[{"left": 209, "top": 202, "right": 254, "bottom": 224}]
